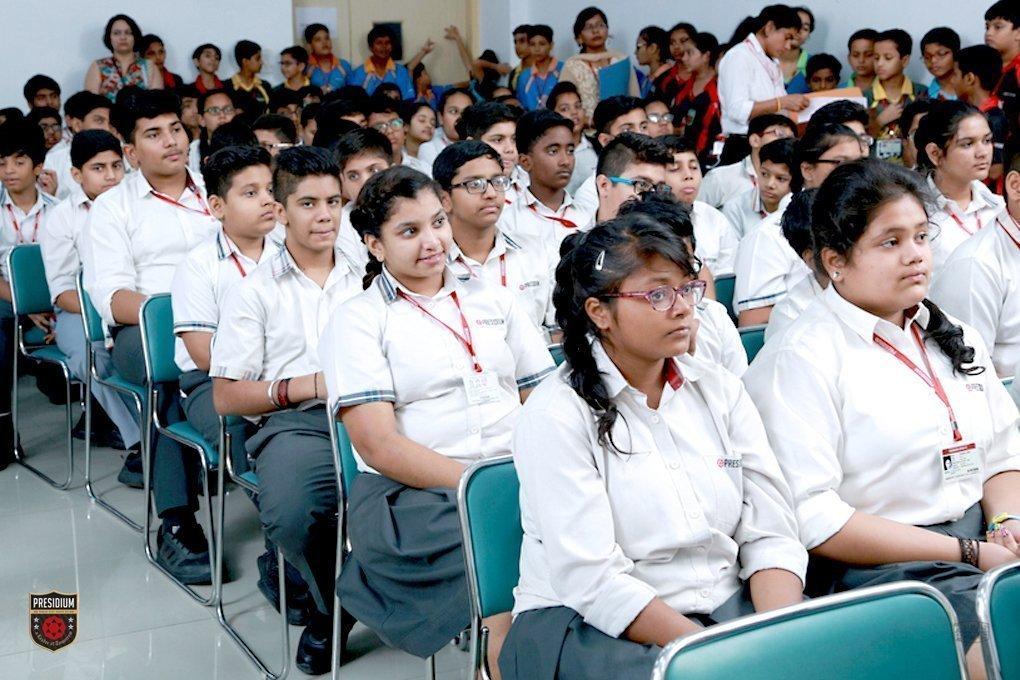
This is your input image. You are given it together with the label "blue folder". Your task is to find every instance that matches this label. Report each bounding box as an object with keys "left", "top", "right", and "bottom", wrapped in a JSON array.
[{"left": 598, "top": 58, "right": 630, "bottom": 98}]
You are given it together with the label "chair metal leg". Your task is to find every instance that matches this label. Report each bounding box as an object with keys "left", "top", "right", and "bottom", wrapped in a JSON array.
[{"left": 426, "top": 654, "right": 437, "bottom": 680}]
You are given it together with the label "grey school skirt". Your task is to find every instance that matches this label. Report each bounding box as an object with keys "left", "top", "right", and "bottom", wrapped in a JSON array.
[
  {"left": 806, "top": 503, "right": 986, "bottom": 647},
  {"left": 336, "top": 472, "right": 470, "bottom": 658},
  {"left": 498, "top": 582, "right": 756, "bottom": 680}
]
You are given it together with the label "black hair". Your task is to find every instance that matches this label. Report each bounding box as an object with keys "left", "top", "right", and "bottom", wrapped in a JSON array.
[
  {"left": 312, "top": 100, "right": 367, "bottom": 147},
  {"left": 638, "top": 26, "right": 670, "bottom": 61},
  {"left": 516, "top": 109, "right": 574, "bottom": 154},
  {"left": 780, "top": 188, "right": 817, "bottom": 257},
  {"left": 138, "top": 34, "right": 163, "bottom": 56},
  {"left": 456, "top": 102, "right": 518, "bottom": 140},
  {"left": 899, "top": 99, "right": 932, "bottom": 140},
  {"left": 795, "top": 122, "right": 859, "bottom": 188},
  {"left": 234, "top": 40, "right": 262, "bottom": 67},
  {"left": 754, "top": 4, "right": 802, "bottom": 32},
  {"left": 592, "top": 95, "right": 645, "bottom": 135},
  {"left": 112, "top": 89, "right": 181, "bottom": 143},
  {"left": 70, "top": 129, "right": 123, "bottom": 170},
  {"left": 847, "top": 28, "right": 879, "bottom": 50},
  {"left": 272, "top": 145, "right": 340, "bottom": 204},
  {"left": 958, "top": 45, "right": 1005, "bottom": 92},
  {"left": 875, "top": 29, "right": 912, "bottom": 58},
  {"left": 806, "top": 53, "right": 842, "bottom": 80},
  {"left": 985, "top": 0, "right": 1020, "bottom": 26},
  {"left": 401, "top": 101, "right": 434, "bottom": 125},
  {"left": 281, "top": 45, "right": 310, "bottom": 65},
  {"left": 330, "top": 85, "right": 370, "bottom": 103},
  {"left": 748, "top": 112, "right": 797, "bottom": 138},
  {"left": 528, "top": 24, "right": 554, "bottom": 42},
  {"left": 914, "top": 100, "right": 985, "bottom": 171},
  {"left": 209, "top": 119, "right": 257, "bottom": 155},
  {"left": 669, "top": 22, "right": 697, "bottom": 39},
  {"left": 920, "top": 27, "right": 960, "bottom": 57},
  {"left": 351, "top": 166, "right": 443, "bottom": 288},
  {"left": 806, "top": 99, "right": 868, "bottom": 133},
  {"left": 301, "top": 102, "right": 321, "bottom": 127},
  {"left": 192, "top": 43, "right": 222, "bottom": 61},
  {"left": 304, "top": 23, "right": 329, "bottom": 44},
  {"left": 198, "top": 88, "right": 232, "bottom": 115},
  {"left": 177, "top": 83, "right": 200, "bottom": 101},
  {"left": 201, "top": 144, "right": 272, "bottom": 197},
  {"left": 597, "top": 131, "right": 671, "bottom": 176},
  {"left": 724, "top": 17, "right": 760, "bottom": 51},
  {"left": 367, "top": 24, "right": 396, "bottom": 47},
  {"left": 433, "top": 140, "right": 502, "bottom": 190},
  {"left": 812, "top": 159, "right": 981, "bottom": 375},
  {"left": 793, "top": 6, "right": 814, "bottom": 30},
  {"left": 269, "top": 88, "right": 303, "bottom": 114},
  {"left": 617, "top": 191, "right": 698, "bottom": 248},
  {"left": 547, "top": 84, "right": 581, "bottom": 116},
  {"left": 688, "top": 32, "right": 721, "bottom": 66},
  {"left": 0, "top": 109, "right": 25, "bottom": 125},
  {"left": 438, "top": 87, "right": 475, "bottom": 113},
  {"left": 27, "top": 107, "right": 61, "bottom": 126},
  {"left": 554, "top": 214, "right": 698, "bottom": 451},
  {"left": 312, "top": 118, "right": 360, "bottom": 148},
  {"left": 102, "top": 14, "right": 142, "bottom": 52},
  {"left": 367, "top": 94, "right": 403, "bottom": 118},
  {"left": 658, "top": 134, "right": 697, "bottom": 157},
  {"left": 299, "top": 85, "right": 323, "bottom": 101},
  {"left": 374, "top": 82, "right": 403, "bottom": 100},
  {"left": 759, "top": 137, "right": 799, "bottom": 188},
  {"left": 331, "top": 127, "right": 392, "bottom": 171},
  {"left": 572, "top": 7, "right": 609, "bottom": 50},
  {"left": 23, "top": 75, "right": 60, "bottom": 103},
  {"left": 253, "top": 114, "right": 298, "bottom": 144},
  {"left": 513, "top": 24, "right": 532, "bottom": 37},
  {"left": 0, "top": 119, "right": 46, "bottom": 166}
]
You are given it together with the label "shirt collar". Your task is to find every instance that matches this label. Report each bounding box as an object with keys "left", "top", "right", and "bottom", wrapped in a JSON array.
[
  {"left": 523, "top": 186, "right": 575, "bottom": 212},
  {"left": 928, "top": 176, "right": 1002, "bottom": 215},
  {"left": 447, "top": 229, "right": 521, "bottom": 272},
  {"left": 363, "top": 57, "right": 396, "bottom": 77},
  {"left": 69, "top": 182, "right": 91, "bottom": 210},
  {"left": 216, "top": 230, "right": 267, "bottom": 266},
  {"left": 822, "top": 284, "right": 929, "bottom": 344},
  {"left": 591, "top": 338, "right": 699, "bottom": 402},
  {"left": 376, "top": 264, "right": 457, "bottom": 304},
  {"left": 271, "top": 242, "right": 354, "bottom": 281},
  {"left": 134, "top": 167, "right": 205, "bottom": 200},
  {"left": 2, "top": 188, "right": 48, "bottom": 217},
  {"left": 871, "top": 75, "right": 915, "bottom": 104}
]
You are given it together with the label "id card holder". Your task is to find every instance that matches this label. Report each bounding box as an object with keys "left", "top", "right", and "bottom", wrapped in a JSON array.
[
  {"left": 874, "top": 138, "right": 903, "bottom": 161},
  {"left": 941, "top": 442, "right": 980, "bottom": 483},
  {"left": 463, "top": 370, "right": 503, "bottom": 405}
]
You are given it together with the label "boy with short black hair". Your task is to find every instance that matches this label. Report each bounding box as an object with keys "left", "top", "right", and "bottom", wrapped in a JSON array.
[
  {"left": 28, "top": 107, "right": 63, "bottom": 151},
  {"left": 456, "top": 101, "right": 526, "bottom": 200},
  {"left": 44, "top": 92, "right": 114, "bottom": 200},
  {"left": 269, "top": 88, "right": 303, "bottom": 134},
  {"left": 252, "top": 114, "right": 298, "bottom": 157},
  {"left": 23, "top": 74, "right": 61, "bottom": 112},
  {"left": 366, "top": 97, "right": 429, "bottom": 174},
  {"left": 985, "top": 0, "right": 1020, "bottom": 141},
  {"left": 190, "top": 88, "right": 237, "bottom": 170},
  {"left": 192, "top": 43, "right": 224, "bottom": 94},
  {"left": 210, "top": 146, "right": 363, "bottom": 675},
  {"left": 417, "top": 87, "right": 474, "bottom": 168},
  {"left": 867, "top": 29, "right": 927, "bottom": 141},
  {"left": 509, "top": 24, "right": 534, "bottom": 91},
  {"left": 722, "top": 137, "right": 796, "bottom": 238},
  {"left": 277, "top": 45, "right": 311, "bottom": 93},
  {"left": 546, "top": 81, "right": 597, "bottom": 194},
  {"left": 844, "top": 28, "right": 878, "bottom": 90},
  {"left": 516, "top": 25, "right": 563, "bottom": 111},
  {"left": 178, "top": 83, "right": 202, "bottom": 141},
  {"left": 806, "top": 53, "right": 841, "bottom": 92},
  {"left": 958, "top": 44, "right": 1009, "bottom": 185},
  {"left": 349, "top": 25, "right": 415, "bottom": 99},
  {"left": 592, "top": 131, "right": 672, "bottom": 224},
  {"left": 229, "top": 40, "right": 271, "bottom": 108},
  {"left": 333, "top": 127, "right": 394, "bottom": 267},
  {"left": 921, "top": 27, "right": 961, "bottom": 100},
  {"left": 699, "top": 112, "right": 797, "bottom": 208}
]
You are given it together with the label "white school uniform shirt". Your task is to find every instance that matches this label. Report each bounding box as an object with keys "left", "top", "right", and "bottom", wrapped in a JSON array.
[
  {"left": 695, "top": 298, "right": 748, "bottom": 376},
  {"left": 170, "top": 229, "right": 280, "bottom": 373},
  {"left": 0, "top": 186, "right": 58, "bottom": 282},
  {"left": 400, "top": 150, "right": 431, "bottom": 177},
  {"left": 335, "top": 202, "right": 369, "bottom": 272},
  {"left": 81, "top": 169, "right": 219, "bottom": 327},
  {"left": 743, "top": 285, "right": 1020, "bottom": 550},
  {"left": 927, "top": 177, "right": 1004, "bottom": 277},
  {"left": 209, "top": 245, "right": 363, "bottom": 406},
  {"left": 38, "top": 183, "right": 90, "bottom": 305},
  {"left": 931, "top": 211, "right": 1020, "bottom": 378},
  {"left": 447, "top": 228, "right": 557, "bottom": 332},
  {"left": 187, "top": 138, "right": 202, "bottom": 172},
  {"left": 733, "top": 196, "right": 807, "bottom": 314},
  {"left": 692, "top": 201, "right": 740, "bottom": 276},
  {"left": 763, "top": 274, "right": 824, "bottom": 343},
  {"left": 721, "top": 186, "right": 771, "bottom": 239},
  {"left": 699, "top": 156, "right": 756, "bottom": 209},
  {"left": 568, "top": 136, "right": 598, "bottom": 197},
  {"left": 501, "top": 187, "right": 593, "bottom": 246},
  {"left": 503, "top": 165, "right": 531, "bottom": 208},
  {"left": 571, "top": 172, "right": 599, "bottom": 219},
  {"left": 43, "top": 140, "right": 74, "bottom": 201},
  {"left": 718, "top": 34, "right": 787, "bottom": 135},
  {"left": 416, "top": 127, "right": 451, "bottom": 171},
  {"left": 511, "top": 342, "right": 807, "bottom": 636},
  {"left": 320, "top": 266, "right": 555, "bottom": 473}
]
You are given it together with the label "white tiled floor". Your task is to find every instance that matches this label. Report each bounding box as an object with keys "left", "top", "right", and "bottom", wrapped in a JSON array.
[{"left": 0, "top": 382, "right": 473, "bottom": 679}]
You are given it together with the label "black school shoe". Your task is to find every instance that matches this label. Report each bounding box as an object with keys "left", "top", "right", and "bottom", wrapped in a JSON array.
[
  {"left": 296, "top": 609, "right": 356, "bottom": 676},
  {"left": 156, "top": 520, "right": 212, "bottom": 585},
  {"left": 116, "top": 447, "right": 143, "bottom": 488},
  {"left": 0, "top": 415, "right": 15, "bottom": 471},
  {"left": 72, "top": 405, "right": 127, "bottom": 450},
  {"left": 256, "top": 550, "right": 315, "bottom": 626}
]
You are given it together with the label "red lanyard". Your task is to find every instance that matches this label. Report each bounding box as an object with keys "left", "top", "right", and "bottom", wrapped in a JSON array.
[
  {"left": 1002, "top": 215, "right": 1020, "bottom": 250},
  {"left": 528, "top": 203, "right": 578, "bottom": 230},
  {"left": 874, "top": 325, "right": 963, "bottom": 442},
  {"left": 456, "top": 252, "right": 507, "bottom": 287},
  {"left": 6, "top": 205, "right": 41, "bottom": 244},
  {"left": 150, "top": 179, "right": 211, "bottom": 217},
  {"left": 743, "top": 38, "right": 782, "bottom": 86},
  {"left": 398, "top": 290, "right": 482, "bottom": 372},
  {"left": 228, "top": 252, "right": 248, "bottom": 277},
  {"left": 947, "top": 209, "right": 982, "bottom": 236}
]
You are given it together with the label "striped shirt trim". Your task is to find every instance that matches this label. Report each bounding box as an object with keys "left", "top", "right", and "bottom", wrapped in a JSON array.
[
  {"left": 735, "top": 290, "right": 785, "bottom": 311},
  {"left": 516, "top": 365, "right": 555, "bottom": 389},
  {"left": 376, "top": 271, "right": 399, "bottom": 303},
  {"left": 174, "top": 321, "right": 217, "bottom": 333},
  {"left": 208, "top": 366, "right": 260, "bottom": 381},
  {"left": 336, "top": 389, "right": 397, "bottom": 407}
]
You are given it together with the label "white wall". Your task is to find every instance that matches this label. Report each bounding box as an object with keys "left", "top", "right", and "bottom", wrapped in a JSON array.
[
  {"left": 0, "top": 0, "right": 293, "bottom": 109},
  {"left": 478, "top": 0, "right": 986, "bottom": 86}
]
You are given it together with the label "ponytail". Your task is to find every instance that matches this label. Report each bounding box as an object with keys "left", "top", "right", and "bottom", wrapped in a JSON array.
[{"left": 921, "top": 299, "right": 983, "bottom": 376}]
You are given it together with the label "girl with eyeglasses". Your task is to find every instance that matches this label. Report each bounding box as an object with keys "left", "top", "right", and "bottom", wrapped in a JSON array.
[
  {"left": 744, "top": 160, "right": 1020, "bottom": 680},
  {"left": 500, "top": 214, "right": 806, "bottom": 680}
]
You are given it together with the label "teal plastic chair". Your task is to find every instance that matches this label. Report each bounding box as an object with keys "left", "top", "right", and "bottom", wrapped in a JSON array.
[
  {"left": 1004, "top": 377, "right": 1014, "bottom": 389},
  {"left": 76, "top": 274, "right": 146, "bottom": 532},
  {"left": 652, "top": 581, "right": 966, "bottom": 680},
  {"left": 138, "top": 294, "right": 218, "bottom": 606},
  {"left": 458, "top": 455, "right": 521, "bottom": 680},
  {"left": 713, "top": 274, "right": 737, "bottom": 324},
  {"left": 978, "top": 562, "right": 1020, "bottom": 679},
  {"left": 8, "top": 244, "right": 78, "bottom": 490},
  {"left": 548, "top": 343, "right": 565, "bottom": 367},
  {"left": 739, "top": 324, "right": 767, "bottom": 363}
]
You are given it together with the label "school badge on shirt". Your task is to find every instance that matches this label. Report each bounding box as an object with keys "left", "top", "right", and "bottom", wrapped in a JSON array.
[{"left": 29, "top": 591, "right": 78, "bottom": 651}]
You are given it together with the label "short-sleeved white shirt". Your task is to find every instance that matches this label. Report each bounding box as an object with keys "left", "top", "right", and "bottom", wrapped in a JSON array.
[
  {"left": 764, "top": 273, "right": 824, "bottom": 344},
  {"left": 733, "top": 200, "right": 808, "bottom": 314},
  {"left": 43, "top": 141, "right": 75, "bottom": 201},
  {"left": 698, "top": 156, "right": 756, "bottom": 209},
  {"left": 695, "top": 297, "right": 748, "bottom": 376},
  {"left": 927, "top": 177, "right": 1004, "bottom": 277},
  {"left": 717, "top": 34, "right": 787, "bottom": 135},
  {"left": 692, "top": 201, "right": 740, "bottom": 276},
  {"left": 0, "top": 187, "right": 58, "bottom": 282},
  {"left": 38, "top": 183, "right": 89, "bottom": 304},
  {"left": 500, "top": 187, "right": 593, "bottom": 246},
  {"left": 721, "top": 186, "right": 771, "bottom": 239}
]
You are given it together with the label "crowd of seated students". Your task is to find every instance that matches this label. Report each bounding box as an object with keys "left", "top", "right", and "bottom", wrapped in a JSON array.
[{"left": 1, "top": 2, "right": 1018, "bottom": 679}]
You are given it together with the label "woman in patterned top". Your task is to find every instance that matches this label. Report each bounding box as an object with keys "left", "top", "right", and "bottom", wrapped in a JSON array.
[{"left": 84, "top": 14, "right": 162, "bottom": 101}]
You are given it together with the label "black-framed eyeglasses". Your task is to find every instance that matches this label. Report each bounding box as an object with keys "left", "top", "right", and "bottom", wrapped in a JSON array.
[
  {"left": 609, "top": 176, "right": 673, "bottom": 196},
  {"left": 602, "top": 280, "right": 707, "bottom": 311},
  {"left": 450, "top": 175, "right": 513, "bottom": 194},
  {"left": 647, "top": 112, "right": 674, "bottom": 124},
  {"left": 372, "top": 118, "right": 405, "bottom": 132}
]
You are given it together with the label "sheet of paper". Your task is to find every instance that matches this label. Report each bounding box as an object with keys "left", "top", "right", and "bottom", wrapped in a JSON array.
[{"left": 798, "top": 90, "right": 868, "bottom": 123}]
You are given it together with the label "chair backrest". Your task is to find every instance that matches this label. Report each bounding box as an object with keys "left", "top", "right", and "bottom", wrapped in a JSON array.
[
  {"left": 458, "top": 455, "right": 522, "bottom": 619},
  {"left": 139, "top": 293, "right": 181, "bottom": 384},
  {"left": 548, "top": 343, "right": 565, "bottom": 367},
  {"left": 76, "top": 273, "right": 105, "bottom": 344},
  {"left": 978, "top": 562, "right": 1020, "bottom": 680},
  {"left": 652, "top": 581, "right": 966, "bottom": 680},
  {"left": 739, "top": 324, "right": 766, "bottom": 362},
  {"left": 328, "top": 403, "right": 359, "bottom": 498},
  {"left": 713, "top": 274, "right": 736, "bottom": 322},
  {"left": 8, "top": 244, "right": 53, "bottom": 316},
  {"left": 1004, "top": 377, "right": 1014, "bottom": 389}
]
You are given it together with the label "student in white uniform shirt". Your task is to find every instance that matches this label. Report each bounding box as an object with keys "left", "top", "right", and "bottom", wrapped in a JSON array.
[
  {"left": 367, "top": 97, "right": 430, "bottom": 176},
  {"left": 39, "top": 131, "right": 139, "bottom": 454},
  {"left": 932, "top": 156, "right": 1020, "bottom": 378},
  {"left": 734, "top": 124, "right": 865, "bottom": 327},
  {"left": 915, "top": 101, "right": 1003, "bottom": 277},
  {"left": 590, "top": 133, "right": 673, "bottom": 228},
  {"left": 82, "top": 90, "right": 221, "bottom": 582},
  {"left": 661, "top": 135, "right": 740, "bottom": 276},
  {"left": 322, "top": 166, "right": 554, "bottom": 671},
  {"left": 698, "top": 112, "right": 796, "bottom": 209},
  {"left": 547, "top": 82, "right": 598, "bottom": 196},
  {"left": 435, "top": 141, "right": 557, "bottom": 335},
  {"left": 571, "top": 95, "right": 650, "bottom": 216},
  {"left": 43, "top": 92, "right": 114, "bottom": 200},
  {"left": 499, "top": 214, "right": 806, "bottom": 680},
  {"left": 743, "top": 160, "right": 1020, "bottom": 677},
  {"left": 210, "top": 147, "right": 365, "bottom": 676},
  {"left": 334, "top": 127, "right": 394, "bottom": 270},
  {"left": 456, "top": 101, "right": 524, "bottom": 204},
  {"left": 417, "top": 87, "right": 474, "bottom": 169},
  {"left": 188, "top": 88, "right": 237, "bottom": 172},
  {"left": 722, "top": 137, "right": 795, "bottom": 239}
]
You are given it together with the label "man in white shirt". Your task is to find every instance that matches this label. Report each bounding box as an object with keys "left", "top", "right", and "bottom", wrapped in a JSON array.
[
  {"left": 417, "top": 87, "right": 473, "bottom": 169},
  {"left": 43, "top": 92, "right": 114, "bottom": 201},
  {"left": 367, "top": 97, "right": 430, "bottom": 176},
  {"left": 82, "top": 90, "right": 220, "bottom": 584},
  {"left": 699, "top": 112, "right": 796, "bottom": 209},
  {"left": 334, "top": 128, "right": 394, "bottom": 269}
]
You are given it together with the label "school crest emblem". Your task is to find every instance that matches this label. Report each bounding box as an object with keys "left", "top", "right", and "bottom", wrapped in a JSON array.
[{"left": 29, "top": 591, "right": 78, "bottom": 651}]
